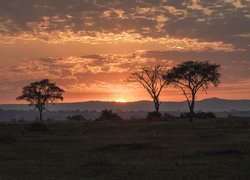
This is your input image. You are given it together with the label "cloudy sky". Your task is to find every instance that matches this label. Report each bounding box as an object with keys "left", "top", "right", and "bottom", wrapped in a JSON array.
[{"left": 0, "top": 0, "right": 249, "bottom": 103}]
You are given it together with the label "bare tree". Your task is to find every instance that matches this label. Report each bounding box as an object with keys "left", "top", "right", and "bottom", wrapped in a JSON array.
[
  {"left": 163, "top": 61, "right": 221, "bottom": 122},
  {"left": 128, "top": 65, "right": 167, "bottom": 113},
  {"left": 16, "top": 79, "right": 65, "bottom": 121}
]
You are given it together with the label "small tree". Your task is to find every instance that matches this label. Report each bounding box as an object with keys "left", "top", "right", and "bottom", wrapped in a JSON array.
[
  {"left": 16, "top": 79, "right": 64, "bottom": 121},
  {"left": 128, "top": 65, "right": 167, "bottom": 113},
  {"left": 164, "top": 61, "right": 221, "bottom": 122}
]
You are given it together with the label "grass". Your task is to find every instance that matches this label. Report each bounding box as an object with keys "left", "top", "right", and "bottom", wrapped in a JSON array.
[{"left": 0, "top": 118, "right": 250, "bottom": 180}]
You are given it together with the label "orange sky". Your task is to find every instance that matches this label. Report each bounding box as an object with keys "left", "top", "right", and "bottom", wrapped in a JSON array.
[{"left": 0, "top": 0, "right": 249, "bottom": 103}]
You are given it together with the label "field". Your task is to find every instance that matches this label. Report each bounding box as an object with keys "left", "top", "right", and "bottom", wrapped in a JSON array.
[{"left": 0, "top": 118, "right": 250, "bottom": 180}]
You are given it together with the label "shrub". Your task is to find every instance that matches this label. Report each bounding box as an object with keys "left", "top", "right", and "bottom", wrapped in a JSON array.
[
  {"left": 28, "top": 122, "right": 48, "bottom": 132},
  {"left": 66, "top": 115, "right": 86, "bottom": 121},
  {"left": 96, "top": 109, "right": 122, "bottom": 121},
  {"left": 196, "top": 112, "right": 216, "bottom": 119},
  {"left": 180, "top": 112, "right": 216, "bottom": 119},
  {"left": 162, "top": 113, "right": 176, "bottom": 121},
  {"left": 146, "top": 111, "right": 162, "bottom": 120},
  {"left": 180, "top": 112, "right": 189, "bottom": 119}
]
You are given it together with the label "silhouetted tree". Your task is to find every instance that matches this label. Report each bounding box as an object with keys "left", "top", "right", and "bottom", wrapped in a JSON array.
[
  {"left": 128, "top": 65, "right": 167, "bottom": 113},
  {"left": 164, "top": 61, "right": 221, "bottom": 122},
  {"left": 16, "top": 79, "right": 64, "bottom": 121}
]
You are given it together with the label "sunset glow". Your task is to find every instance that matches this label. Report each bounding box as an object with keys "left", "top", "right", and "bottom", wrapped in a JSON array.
[
  {"left": 0, "top": 0, "right": 249, "bottom": 103},
  {"left": 115, "top": 98, "right": 127, "bottom": 103}
]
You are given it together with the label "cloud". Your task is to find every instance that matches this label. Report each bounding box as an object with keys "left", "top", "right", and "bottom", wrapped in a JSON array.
[
  {"left": 0, "top": 0, "right": 249, "bottom": 102},
  {"left": 0, "top": 30, "right": 239, "bottom": 53},
  {"left": 1, "top": 50, "right": 250, "bottom": 102},
  {"left": 0, "top": 0, "right": 249, "bottom": 50}
]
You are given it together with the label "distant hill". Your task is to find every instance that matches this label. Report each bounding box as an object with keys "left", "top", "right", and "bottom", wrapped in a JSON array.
[{"left": 0, "top": 98, "right": 250, "bottom": 112}]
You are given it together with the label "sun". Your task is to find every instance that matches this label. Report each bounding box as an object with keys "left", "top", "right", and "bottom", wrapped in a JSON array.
[{"left": 115, "top": 98, "right": 127, "bottom": 103}]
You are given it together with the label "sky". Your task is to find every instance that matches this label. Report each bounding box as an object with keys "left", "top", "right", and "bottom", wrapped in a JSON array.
[{"left": 0, "top": 0, "right": 249, "bottom": 103}]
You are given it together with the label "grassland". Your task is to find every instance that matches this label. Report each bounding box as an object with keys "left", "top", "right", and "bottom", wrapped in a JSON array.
[{"left": 0, "top": 118, "right": 250, "bottom": 180}]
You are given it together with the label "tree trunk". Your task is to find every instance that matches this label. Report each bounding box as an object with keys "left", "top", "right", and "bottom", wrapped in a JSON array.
[
  {"left": 39, "top": 110, "right": 43, "bottom": 121},
  {"left": 189, "top": 103, "right": 194, "bottom": 122},
  {"left": 189, "top": 95, "right": 195, "bottom": 122},
  {"left": 154, "top": 99, "right": 160, "bottom": 113}
]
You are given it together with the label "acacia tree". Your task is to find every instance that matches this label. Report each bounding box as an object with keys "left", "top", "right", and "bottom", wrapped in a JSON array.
[
  {"left": 16, "top": 79, "right": 65, "bottom": 121},
  {"left": 128, "top": 65, "right": 167, "bottom": 113},
  {"left": 163, "top": 61, "right": 221, "bottom": 122}
]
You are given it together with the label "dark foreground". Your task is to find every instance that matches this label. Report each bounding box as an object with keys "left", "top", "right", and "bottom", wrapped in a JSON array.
[{"left": 0, "top": 118, "right": 250, "bottom": 180}]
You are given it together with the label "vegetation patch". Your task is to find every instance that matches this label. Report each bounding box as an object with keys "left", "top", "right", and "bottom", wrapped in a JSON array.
[
  {"left": 66, "top": 115, "right": 87, "bottom": 121},
  {"left": 96, "top": 109, "right": 123, "bottom": 121}
]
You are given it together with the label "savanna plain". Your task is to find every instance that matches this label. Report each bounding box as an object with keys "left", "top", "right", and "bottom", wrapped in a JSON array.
[{"left": 0, "top": 118, "right": 250, "bottom": 180}]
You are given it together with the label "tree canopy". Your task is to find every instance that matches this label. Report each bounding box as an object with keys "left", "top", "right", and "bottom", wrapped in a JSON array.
[
  {"left": 16, "top": 79, "right": 64, "bottom": 121},
  {"left": 129, "top": 65, "right": 167, "bottom": 113},
  {"left": 164, "top": 61, "right": 221, "bottom": 121}
]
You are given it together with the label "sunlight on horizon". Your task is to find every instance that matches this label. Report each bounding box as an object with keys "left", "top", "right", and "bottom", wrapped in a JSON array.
[{"left": 115, "top": 98, "right": 127, "bottom": 103}]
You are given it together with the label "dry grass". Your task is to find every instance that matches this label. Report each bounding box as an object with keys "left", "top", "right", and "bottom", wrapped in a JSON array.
[{"left": 0, "top": 118, "right": 249, "bottom": 179}]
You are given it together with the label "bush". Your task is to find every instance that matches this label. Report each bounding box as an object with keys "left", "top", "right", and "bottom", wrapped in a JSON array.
[
  {"left": 162, "top": 113, "right": 176, "bottom": 121},
  {"left": 180, "top": 112, "right": 216, "bottom": 119},
  {"left": 146, "top": 111, "right": 162, "bottom": 120},
  {"left": 196, "top": 112, "right": 216, "bottom": 119},
  {"left": 180, "top": 112, "right": 189, "bottom": 119},
  {"left": 96, "top": 109, "right": 122, "bottom": 121},
  {"left": 28, "top": 122, "right": 48, "bottom": 132},
  {"left": 66, "top": 115, "right": 86, "bottom": 121}
]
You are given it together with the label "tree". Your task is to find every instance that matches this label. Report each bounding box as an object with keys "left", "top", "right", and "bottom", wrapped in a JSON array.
[
  {"left": 128, "top": 65, "right": 167, "bottom": 113},
  {"left": 163, "top": 61, "right": 221, "bottom": 122},
  {"left": 16, "top": 79, "right": 64, "bottom": 121}
]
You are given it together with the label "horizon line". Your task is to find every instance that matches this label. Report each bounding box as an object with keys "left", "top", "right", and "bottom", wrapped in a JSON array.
[{"left": 1, "top": 97, "right": 250, "bottom": 105}]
